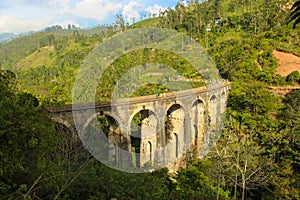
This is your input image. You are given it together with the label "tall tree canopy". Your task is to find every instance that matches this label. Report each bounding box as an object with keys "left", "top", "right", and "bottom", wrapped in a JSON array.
[
  {"left": 0, "top": 70, "right": 59, "bottom": 198},
  {"left": 289, "top": 1, "right": 300, "bottom": 28}
]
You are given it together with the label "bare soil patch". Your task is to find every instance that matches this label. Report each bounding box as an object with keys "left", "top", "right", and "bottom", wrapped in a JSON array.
[{"left": 273, "top": 50, "right": 300, "bottom": 76}]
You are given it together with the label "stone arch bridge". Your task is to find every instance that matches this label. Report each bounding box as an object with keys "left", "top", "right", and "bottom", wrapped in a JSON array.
[{"left": 47, "top": 82, "right": 231, "bottom": 172}]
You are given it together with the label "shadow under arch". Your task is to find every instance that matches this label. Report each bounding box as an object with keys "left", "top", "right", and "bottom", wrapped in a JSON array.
[
  {"left": 210, "top": 94, "right": 217, "bottom": 102},
  {"left": 81, "top": 112, "right": 128, "bottom": 166}
]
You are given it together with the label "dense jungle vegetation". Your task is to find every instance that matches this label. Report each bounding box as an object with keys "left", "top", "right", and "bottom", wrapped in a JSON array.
[{"left": 1, "top": 0, "right": 300, "bottom": 199}]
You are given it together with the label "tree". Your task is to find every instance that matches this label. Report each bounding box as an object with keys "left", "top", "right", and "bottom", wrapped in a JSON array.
[
  {"left": 286, "top": 71, "right": 300, "bottom": 83},
  {"left": 279, "top": 90, "right": 300, "bottom": 174},
  {"left": 289, "top": 1, "right": 300, "bottom": 28},
  {"left": 115, "top": 14, "right": 126, "bottom": 32},
  {"left": 170, "top": 162, "right": 230, "bottom": 200},
  {"left": 207, "top": 112, "right": 271, "bottom": 200},
  {"left": 0, "top": 70, "right": 60, "bottom": 199},
  {"left": 266, "top": 90, "right": 300, "bottom": 199}
]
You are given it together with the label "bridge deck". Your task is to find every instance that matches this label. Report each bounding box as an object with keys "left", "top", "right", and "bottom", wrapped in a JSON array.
[{"left": 46, "top": 82, "right": 231, "bottom": 112}]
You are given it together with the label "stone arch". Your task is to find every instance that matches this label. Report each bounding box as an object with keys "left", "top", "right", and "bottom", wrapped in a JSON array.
[
  {"left": 102, "top": 111, "right": 122, "bottom": 127},
  {"left": 191, "top": 97, "right": 207, "bottom": 108},
  {"left": 165, "top": 103, "right": 185, "bottom": 164},
  {"left": 101, "top": 113, "right": 121, "bottom": 140},
  {"left": 98, "top": 113, "right": 128, "bottom": 166},
  {"left": 198, "top": 94, "right": 219, "bottom": 159},
  {"left": 191, "top": 99, "right": 206, "bottom": 151},
  {"left": 82, "top": 112, "right": 126, "bottom": 164},
  {"left": 209, "top": 95, "right": 218, "bottom": 129},
  {"left": 221, "top": 90, "right": 226, "bottom": 96},
  {"left": 165, "top": 101, "right": 186, "bottom": 117},
  {"left": 83, "top": 112, "right": 121, "bottom": 131},
  {"left": 129, "top": 107, "right": 159, "bottom": 125},
  {"left": 129, "top": 108, "right": 159, "bottom": 168},
  {"left": 220, "top": 90, "right": 227, "bottom": 114},
  {"left": 82, "top": 113, "right": 121, "bottom": 136},
  {"left": 129, "top": 107, "right": 159, "bottom": 126},
  {"left": 210, "top": 94, "right": 217, "bottom": 101},
  {"left": 129, "top": 108, "right": 159, "bottom": 141}
]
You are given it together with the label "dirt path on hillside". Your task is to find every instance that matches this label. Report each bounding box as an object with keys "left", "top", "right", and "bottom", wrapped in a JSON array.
[
  {"left": 269, "top": 85, "right": 300, "bottom": 89},
  {"left": 273, "top": 50, "right": 300, "bottom": 76},
  {"left": 269, "top": 85, "right": 300, "bottom": 96}
]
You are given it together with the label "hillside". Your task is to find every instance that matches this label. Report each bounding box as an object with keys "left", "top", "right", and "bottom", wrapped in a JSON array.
[
  {"left": 0, "top": 20, "right": 207, "bottom": 103},
  {"left": 129, "top": 17, "right": 160, "bottom": 28},
  {"left": 1, "top": 0, "right": 300, "bottom": 199}
]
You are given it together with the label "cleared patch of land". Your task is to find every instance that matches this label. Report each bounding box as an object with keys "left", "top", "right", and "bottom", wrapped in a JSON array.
[{"left": 273, "top": 50, "right": 300, "bottom": 76}]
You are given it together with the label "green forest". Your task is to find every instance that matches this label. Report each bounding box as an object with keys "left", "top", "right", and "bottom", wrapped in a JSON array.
[{"left": 1, "top": 0, "right": 300, "bottom": 199}]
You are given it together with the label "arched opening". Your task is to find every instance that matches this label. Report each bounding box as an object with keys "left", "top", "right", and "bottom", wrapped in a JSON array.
[
  {"left": 131, "top": 111, "right": 142, "bottom": 168},
  {"left": 97, "top": 114, "right": 120, "bottom": 143},
  {"left": 130, "top": 109, "right": 158, "bottom": 168},
  {"left": 191, "top": 99, "right": 205, "bottom": 149},
  {"left": 200, "top": 95, "right": 219, "bottom": 157},
  {"left": 97, "top": 114, "right": 122, "bottom": 164},
  {"left": 165, "top": 104, "right": 184, "bottom": 163},
  {"left": 82, "top": 113, "right": 122, "bottom": 164},
  {"left": 165, "top": 104, "right": 185, "bottom": 137},
  {"left": 209, "top": 95, "right": 218, "bottom": 129},
  {"left": 220, "top": 91, "right": 226, "bottom": 114}
]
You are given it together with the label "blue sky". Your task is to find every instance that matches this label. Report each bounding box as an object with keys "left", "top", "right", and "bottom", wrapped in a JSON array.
[{"left": 0, "top": 0, "right": 182, "bottom": 33}]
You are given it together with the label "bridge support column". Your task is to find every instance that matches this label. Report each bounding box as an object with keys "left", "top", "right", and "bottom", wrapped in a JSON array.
[{"left": 184, "top": 114, "right": 192, "bottom": 154}]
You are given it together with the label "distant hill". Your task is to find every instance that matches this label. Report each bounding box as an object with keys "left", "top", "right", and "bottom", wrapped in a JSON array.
[
  {"left": 0, "top": 31, "right": 37, "bottom": 44},
  {"left": 43, "top": 24, "right": 109, "bottom": 36},
  {"left": 0, "top": 32, "right": 17, "bottom": 43}
]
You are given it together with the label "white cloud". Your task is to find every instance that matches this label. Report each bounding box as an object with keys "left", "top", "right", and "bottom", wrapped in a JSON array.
[
  {"left": 145, "top": 4, "right": 166, "bottom": 17},
  {"left": 0, "top": 16, "right": 52, "bottom": 33},
  {"left": 65, "top": 0, "right": 123, "bottom": 22},
  {"left": 46, "top": 0, "right": 71, "bottom": 8},
  {"left": 122, "top": 0, "right": 143, "bottom": 22},
  {"left": 55, "top": 0, "right": 122, "bottom": 23}
]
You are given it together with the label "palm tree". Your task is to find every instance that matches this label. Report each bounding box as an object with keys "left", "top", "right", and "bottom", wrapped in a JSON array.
[{"left": 289, "top": 1, "right": 300, "bottom": 28}]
